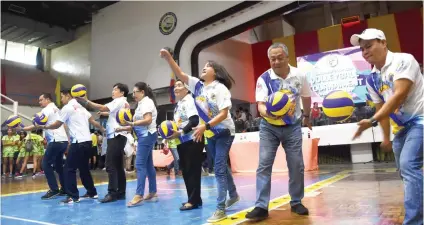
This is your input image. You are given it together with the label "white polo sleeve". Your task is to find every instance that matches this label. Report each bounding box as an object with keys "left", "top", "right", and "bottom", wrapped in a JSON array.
[
  {"left": 299, "top": 73, "right": 312, "bottom": 97},
  {"left": 216, "top": 84, "right": 232, "bottom": 111},
  {"left": 187, "top": 76, "right": 201, "bottom": 94},
  {"left": 140, "top": 98, "right": 155, "bottom": 117},
  {"left": 255, "top": 77, "right": 269, "bottom": 102},
  {"left": 58, "top": 105, "right": 72, "bottom": 123},
  {"left": 393, "top": 54, "right": 420, "bottom": 83},
  {"left": 105, "top": 99, "right": 123, "bottom": 113}
]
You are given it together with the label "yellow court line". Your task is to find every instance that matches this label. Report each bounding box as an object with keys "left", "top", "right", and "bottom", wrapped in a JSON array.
[
  {"left": 207, "top": 171, "right": 351, "bottom": 225},
  {"left": 1, "top": 178, "right": 137, "bottom": 197}
]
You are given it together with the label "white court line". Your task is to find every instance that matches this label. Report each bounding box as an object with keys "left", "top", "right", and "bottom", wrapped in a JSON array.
[{"left": 0, "top": 215, "right": 63, "bottom": 225}]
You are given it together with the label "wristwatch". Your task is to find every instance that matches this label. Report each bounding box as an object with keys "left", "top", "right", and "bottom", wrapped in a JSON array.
[
  {"left": 205, "top": 123, "right": 211, "bottom": 130},
  {"left": 370, "top": 117, "right": 378, "bottom": 127}
]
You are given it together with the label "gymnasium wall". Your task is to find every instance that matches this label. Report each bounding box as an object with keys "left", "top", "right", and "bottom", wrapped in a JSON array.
[
  {"left": 250, "top": 8, "right": 424, "bottom": 83},
  {"left": 90, "top": 1, "right": 294, "bottom": 100},
  {"left": 90, "top": 1, "right": 241, "bottom": 100},
  {"left": 1, "top": 60, "right": 56, "bottom": 106},
  {"left": 198, "top": 39, "right": 255, "bottom": 103},
  {"left": 50, "top": 25, "right": 92, "bottom": 89}
]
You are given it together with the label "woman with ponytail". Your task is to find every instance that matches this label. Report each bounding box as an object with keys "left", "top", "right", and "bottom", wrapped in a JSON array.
[
  {"left": 160, "top": 49, "right": 240, "bottom": 222},
  {"left": 116, "top": 82, "right": 158, "bottom": 207}
]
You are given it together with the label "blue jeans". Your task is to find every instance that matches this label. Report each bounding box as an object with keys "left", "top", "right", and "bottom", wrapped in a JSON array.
[
  {"left": 43, "top": 142, "right": 68, "bottom": 191},
  {"left": 135, "top": 132, "right": 158, "bottom": 196},
  {"left": 167, "top": 148, "right": 179, "bottom": 175},
  {"left": 256, "top": 120, "right": 304, "bottom": 209},
  {"left": 392, "top": 124, "right": 423, "bottom": 225},
  {"left": 207, "top": 129, "right": 238, "bottom": 210}
]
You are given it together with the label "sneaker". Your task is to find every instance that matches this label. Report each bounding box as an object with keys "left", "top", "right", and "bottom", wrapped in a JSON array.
[
  {"left": 207, "top": 209, "right": 227, "bottom": 223},
  {"left": 59, "top": 188, "right": 67, "bottom": 196},
  {"left": 8, "top": 174, "right": 12, "bottom": 178},
  {"left": 60, "top": 197, "right": 80, "bottom": 204},
  {"left": 291, "top": 203, "right": 309, "bottom": 215},
  {"left": 41, "top": 190, "right": 60, "bottom": 200},
  {"left": 80, "top": 193, "right": 98, "bottom": 199},
  {"left": 225, "top": 195, "right": 240, "bottom": 209},
  {"left": 245, "top": 207, "right": 269, "bottom": 221}
]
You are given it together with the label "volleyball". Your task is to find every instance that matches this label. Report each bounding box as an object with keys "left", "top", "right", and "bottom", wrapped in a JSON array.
[
  {"left": 158, "top": 120, "right": 178, "bottom": 139},
  {"left": 116, "top": 108, "right": 133, "bottom": 126},
  {"left": 266, "top": 91, "right": 292, "bottom": 117},
  {"left": 71, "top": 84, "right": 87, "bottom": 97},
  {"left": 5, "top": 115, "right": 22, "bottom": 128},
  {"left": 322, "top": 90, "right": 355, "bottom": 122},
  {"left": 32, "top": 112, "right": 48, "bottom": 126}
]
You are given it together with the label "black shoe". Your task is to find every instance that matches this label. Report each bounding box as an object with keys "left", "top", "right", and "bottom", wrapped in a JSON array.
[
  {"left": 58, "top": 188, "right": 67, "bottom": 196},
  {"left": 60, "top": 197, "right": 80, "bottom": 204},
  {"left": 291, "top": 204, "right": 309, "bottom": 215},
  {"left": 81, "top": 193, "right": 98, "bottom": 199},
  {"left": 117, "top": 192, "right": 126, "bottom": 200},
  {"left": 245, "top": 207, "right": 269, "bottom": 221},
  {"left": 99, "top": 194, "right": 117, "bottom": 203},
  {"left": 181, "top": 201, "right": 202, "bottom": 206},
  {"left": 41, "top": 190, "right": 60, "bottom": 200},
  {"left": 180, "top": 203, "right": 200, "bottom": 211}
]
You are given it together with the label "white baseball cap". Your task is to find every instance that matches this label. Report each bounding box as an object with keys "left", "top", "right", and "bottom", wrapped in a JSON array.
[{"left": 350, "top": 28, "right": 386, "bottom": 46}]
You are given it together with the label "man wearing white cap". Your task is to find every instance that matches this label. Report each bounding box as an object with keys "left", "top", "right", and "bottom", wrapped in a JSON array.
[{"left": 351, "top": 28, "right": 423, "bottom": 225}]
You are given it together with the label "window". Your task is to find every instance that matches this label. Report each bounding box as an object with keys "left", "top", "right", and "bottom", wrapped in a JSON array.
[{"left": 1, "top": 39, "right": 39, "bottom": 66}]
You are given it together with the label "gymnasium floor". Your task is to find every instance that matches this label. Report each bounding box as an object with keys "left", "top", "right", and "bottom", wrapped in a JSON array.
[{"left": 1, "top": 163, "right": 404, "bottom": 225}]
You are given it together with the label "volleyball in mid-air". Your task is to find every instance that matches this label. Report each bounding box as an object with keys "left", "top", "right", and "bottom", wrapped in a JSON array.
[
  {"left": 158, "top": 120, "right": 178, "bottom": 139},
  {"left": 71, "top": 84, "right": 87, "bottom": 97},
  {"left": 5, "top": 115, "right": 22, "bottom": 128},
  {"left": 116, "top": 108, "right": 133, "bottom": 126},
  {"left": 322, "top": 90, "right": 355, "bottom": 122},
  {"left": 32, "top": 112, "right": 48, "bottom": 126},
  {"left": 266, "top": 91, "right": 292, "bottom": 117}
]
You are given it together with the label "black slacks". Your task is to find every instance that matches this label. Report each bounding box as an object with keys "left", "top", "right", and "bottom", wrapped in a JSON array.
[
  {"left": 105, "top": 135, "right": 127, "bottom": 196},
  {"left": 177, "top": 139, "right": 205, "bottom": 205}
]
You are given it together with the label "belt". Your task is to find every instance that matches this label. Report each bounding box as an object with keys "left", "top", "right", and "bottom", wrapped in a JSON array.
[{"left": 52, "top": 139, "right": 68, "bottom": 143}]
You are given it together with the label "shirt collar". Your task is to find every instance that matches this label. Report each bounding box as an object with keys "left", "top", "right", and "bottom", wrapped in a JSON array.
[
  {"left": 270, "top": 64, "right": 295, "bottom": 80},
  {"left": 372, "top": 50, "right": 393, "bottom": 73},
  {"left": 204, "top": 80, "right": 220, "bottom": 88}
]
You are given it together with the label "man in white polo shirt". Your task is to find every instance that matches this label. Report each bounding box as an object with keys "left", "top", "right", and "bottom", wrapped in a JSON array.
[
  {"left": 22, "top": 93, "right": 69, "bottom": 200},
  {"left": 38, "top": 89, "right": 105, "bottom": 204},
  {"left": 351, "top": 28, "right": 423, "bottom": 225},
  {"left": 77, "top": 83, "right": 130, "bottom": 203},
  {"left": 246, "top": 42, "right": 312, "bottom": 221}
]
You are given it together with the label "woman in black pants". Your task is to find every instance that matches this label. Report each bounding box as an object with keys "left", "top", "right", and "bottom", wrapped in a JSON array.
[{"left": 167, "top": 79, "right": 204, "bottom": 211}]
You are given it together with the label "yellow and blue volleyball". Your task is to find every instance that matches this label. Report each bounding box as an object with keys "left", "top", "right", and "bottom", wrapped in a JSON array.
[
  {"left": 71, "top": 84, "right": 87, "bottom": 97},
  {"left": 266, "top": 91, "right": 292, "bottom": 116},
  {"left": 322, "top": 90, "right": 355, "bottom": 122},
  {"left": 116, "top": 108, "right": 133, "bottom": 126},
  {"left": 5, "top": 115, "right": 22, "bottom": 128},
  {"left": 158, "top": 120, "right": 178, "bottom": 139},
  {"left": 32, "top": 112, "right": 48, "bottom": 126}
]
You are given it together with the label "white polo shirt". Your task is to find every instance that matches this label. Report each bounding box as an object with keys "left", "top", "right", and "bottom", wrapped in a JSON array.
[
  {"left": 174, "top": 94, "right": 198, "bottom": 130},
  {"left": 256, "top": 65, "right": 312, "bottom": 126},
  {"left": 366, "top": 51, "right": 424, "bottom": 133},
  {"left": 58, "top": 99, "right": 92, "bottom": 143},
  {"left": 41, "top": 102, "right": 68, "bottom": 143},
  {"left": 105, "top": 97, "right": 130, "bottom": 139},
  {"left": 133, "top": 96, "right": 157, "bottom": 134},
  {"left": 187, "top": 76, "right": 235, "bottom": 135}
]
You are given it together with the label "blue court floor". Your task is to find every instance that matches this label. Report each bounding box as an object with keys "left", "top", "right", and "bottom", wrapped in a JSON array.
[{"left": 1, "top": 172, "right": 336, "bottom": 225}]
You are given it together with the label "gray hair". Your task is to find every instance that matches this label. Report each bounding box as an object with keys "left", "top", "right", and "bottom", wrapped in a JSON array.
[{"left": 267, "top": 42, "right": 289, "bottom": 58}]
